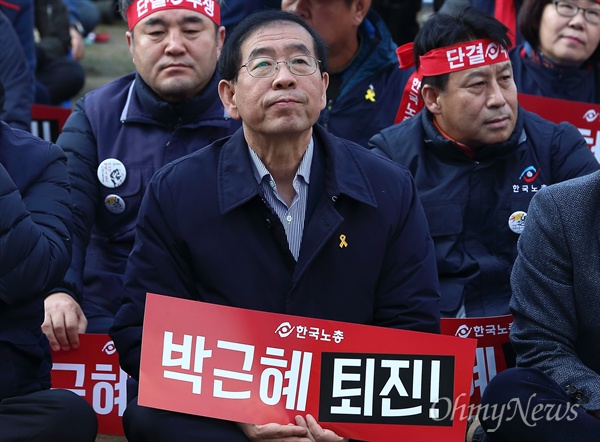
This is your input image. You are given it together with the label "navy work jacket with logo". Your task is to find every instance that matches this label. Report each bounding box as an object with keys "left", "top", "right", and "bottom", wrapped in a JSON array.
[{"left": 370, "top": 107, "right": 600, "bottom": 317}]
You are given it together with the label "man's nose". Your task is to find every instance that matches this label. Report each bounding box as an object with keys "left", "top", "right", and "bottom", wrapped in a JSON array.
[
  {"left": 272, "top": 62, "right": 297, "bottom": 88},
  {"left": 487, "top": 81, "right": 508, "bottom": 107},
  {"left": 164, "top": 30, "right": 186, "bottom": 53}
]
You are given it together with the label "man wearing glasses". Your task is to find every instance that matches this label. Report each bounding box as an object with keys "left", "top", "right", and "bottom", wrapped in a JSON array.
[{"left": 110, "top": 9, "right": 440, "bottom": 441}]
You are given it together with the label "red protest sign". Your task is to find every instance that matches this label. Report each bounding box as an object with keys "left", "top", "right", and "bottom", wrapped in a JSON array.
[
  {"left": 518, "top": 93, "right": 600, "bottom": 162},
  {"left": 441, "top": 315, "right": 515, "bottom": 413},
  {"left": 139, "top": 293, "right": 477, "bottom": 442},
  {"left": 51, "top": 334, "right": 127, "bottom": 435},
  {"left": 30, "top": 104, "right": 71, "bottom": 143}
]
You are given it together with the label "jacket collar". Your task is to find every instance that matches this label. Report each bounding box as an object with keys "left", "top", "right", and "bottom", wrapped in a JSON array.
[
  {"left": 120, "top": 72, "right": 227, "bottom": 126},
  {"left": 422, "top": 105, "right": 526, "bottom": 160},
  {"left": 218, "top": 125, "right": 377, "bottom": 214}
]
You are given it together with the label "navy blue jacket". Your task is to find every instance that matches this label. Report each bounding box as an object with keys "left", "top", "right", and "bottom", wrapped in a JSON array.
[
  {"left": 510, "top": 43, "right": 600, "bottom": 103},
  {"left": 53, "top": 72, "right": 240, "bottom": 318},
  {"left": 0, "top": 10, "right": 33, "bottom": 131},
  {"left": 111, "top": 125, "right": 441, "bottom": 383},
  {"left": 0, "top": 121, "right": 73, "bottom": 400},
  {"left": 319, "top": 10, "right": 413, "bottom": 147},
  {"left": 369, "top": 107, "right": 600, "bottom": 317}
]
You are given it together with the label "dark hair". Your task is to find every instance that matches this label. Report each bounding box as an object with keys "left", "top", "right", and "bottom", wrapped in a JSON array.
[
  {"left": 218, "top": 10, "right": 328, "bottom": 81},
  {"left": 414, "top": 7, "right": 512, "bottom": 91},
  {"left": 118, "top": 0, "right": 132, "bottom": 21},
  {"left": 519, "top": 0, "right": 600, "bottom": 63}
]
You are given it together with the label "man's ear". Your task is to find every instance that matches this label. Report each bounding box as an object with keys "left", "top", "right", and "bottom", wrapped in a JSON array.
[
  {"left": 352, "top": 0, "right": 370, "bottom": 27},
  {"left": 216, "top": 26, "right": 226, "bottom": 58},
  {"left": 218, "top": 79, "right": 241, "bottom": 120},
  {"left": 320, "top": 72, "right": 329, "bottom": 111},
  {"left": 422, "top": 84, "right": 442, "bottom": 115},
  {"left": 126, "top": 31, "right": 135, "bottom": 63}
]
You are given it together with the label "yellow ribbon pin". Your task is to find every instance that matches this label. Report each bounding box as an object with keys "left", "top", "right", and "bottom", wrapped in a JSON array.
[
  {"left": 365, "top": 85, "right": 376, "bottom": 102},
  {"left": 339, "top": 234, "right": 348, "bottom": 248}
]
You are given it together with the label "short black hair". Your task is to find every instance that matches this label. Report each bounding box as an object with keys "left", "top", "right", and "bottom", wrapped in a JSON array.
[
  {"left": 218, "top": 10, "right": 328, "bottom": 82},
  {"left": 414, "top": 7, "right": 512, "bottom": 91},
  {"left": 519, "top": 0, "right": 600, "bottom": 64}
]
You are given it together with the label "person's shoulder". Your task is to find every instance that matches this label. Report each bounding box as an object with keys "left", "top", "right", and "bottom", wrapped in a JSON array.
[
  {"left": 0, "top": 122, "right": 64, "bottom": 176},
  {"left": 152, "top": 135, "right": 231, "bottom": 183},
  {"left": 369, "top": 112, "right": 423, "bottom": 148},
  {"left": 520, "top": 107, "right": 578, "bottom": 135},
  {"left": 382, "top": 112, "right": 422, "bottom": 135},
  {"left": 330, "top": 129, "right": 413, "bottom": 179},
  {"left": 85, "top": 72, "right": 136, "bottom": 101},
  {"left": 0, "top": 121, "right": 55, "bottom": 151},
  {"left": 543, "top": 170, "right": 600, "bottom": 197},
  {"left": 528, "top": 171, "right": 600, "bottom": 231}
]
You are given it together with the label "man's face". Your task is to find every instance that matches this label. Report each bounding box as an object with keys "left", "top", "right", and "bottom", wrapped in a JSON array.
[
  {"left": 218, "top": 21, "right": 328, "bottom": 140},
  {"left": 281, "top": 0, "right": 364, "bottom": 54},
  {"left": 425, "top": 61, "right": 518, "bottom": 149},
  {"left": 127, "top": 9, "right": 225, "bottom": 102}
]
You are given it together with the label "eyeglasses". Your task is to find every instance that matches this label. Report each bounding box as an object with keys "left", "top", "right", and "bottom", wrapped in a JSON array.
[
  {"left": 553, "top": 0, "right": 600, "bottom": 25},
  {"left": 239, "top": 55, "right": 321, "bottom": 78}
]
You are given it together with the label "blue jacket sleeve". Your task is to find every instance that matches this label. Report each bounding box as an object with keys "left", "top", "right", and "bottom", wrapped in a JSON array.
[
  {"left": 0, "top": 0, "right": 36, "bottom": 91},
  {"left": 0, "top": 127, "right": 73, "bottom": 306},
  {"left": 52, "top": 96, "right": 100, "bottom": 302},
  {"left": 110, "top": 169, "right": 191, "bottom": 380},
  {"left": 0, "top": 10, "right": 33, "bottom": 131}
]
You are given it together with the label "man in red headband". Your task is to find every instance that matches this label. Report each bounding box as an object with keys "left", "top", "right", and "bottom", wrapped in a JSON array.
[
  {"left": 370, "top": 7, "right": 599, "bottom": 319},
  {"left": 41, "top": 0, "right": 239, "bottom": 353}
]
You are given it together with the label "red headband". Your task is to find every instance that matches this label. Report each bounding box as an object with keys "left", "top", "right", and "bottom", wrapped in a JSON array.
[
  {"left": 393, "top": 39, "right": 510, "bottom": 124},
  {"left": 418, "top": 38, "right": 509, "bottom": 76},
  {"left": 126, "top": 0, "right": 220, "bottom": 31}
]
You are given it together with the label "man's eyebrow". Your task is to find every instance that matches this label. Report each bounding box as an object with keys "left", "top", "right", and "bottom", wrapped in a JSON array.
[
  {"left": 142, "top": 14, "right": 206, "bottom": 27},
  {"left": 142, "top": 16, "right": 167, "bottom": 27},
  {"left": 247, "top": 43, "right": 312, "bottom": 60},
  {"left": 495, "top": 61, "right": 512, "bottom": 74},
  {"left": 461, "top": 67, "right": 491, "bottom": 81}
]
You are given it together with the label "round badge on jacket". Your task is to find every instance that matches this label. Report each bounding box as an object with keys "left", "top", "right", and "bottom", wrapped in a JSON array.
[
  {"left": 104, "top": 194, "right": 126, "bottom": 214},
  {"left": 97, "top": 158, "right": 126, "bottom": 188},
  {"left": 508, "top": 211, "right": 527, "bottom": 234}
]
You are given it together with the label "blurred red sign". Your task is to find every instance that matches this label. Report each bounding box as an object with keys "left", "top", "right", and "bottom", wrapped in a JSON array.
[
  {"left": 441, "top": 315, "right": 515, "bottom": 414},
  {"left": 51, "top": 334, "right": 126, "bottom": 435}
]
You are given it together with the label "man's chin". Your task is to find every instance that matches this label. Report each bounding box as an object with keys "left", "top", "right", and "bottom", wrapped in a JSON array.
[{"left": 154, "top": 80, "right": 201, "bottom": 102}]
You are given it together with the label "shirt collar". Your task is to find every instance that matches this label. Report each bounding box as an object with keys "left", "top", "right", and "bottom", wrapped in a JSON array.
[{"left": 248, "top": 138, "right": 314, "bottom": 185}]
